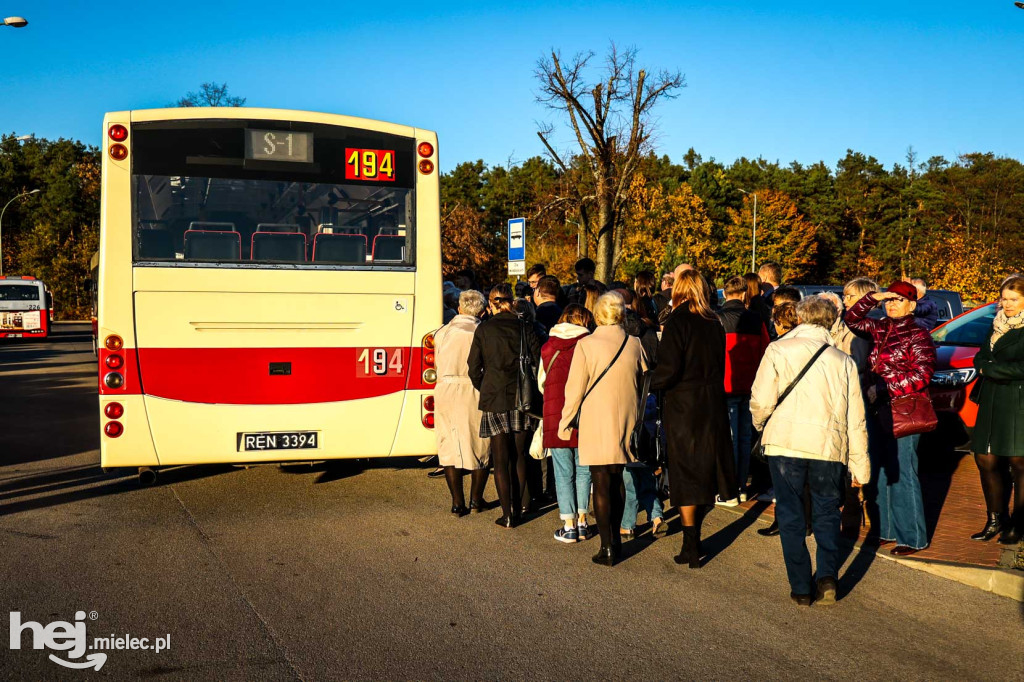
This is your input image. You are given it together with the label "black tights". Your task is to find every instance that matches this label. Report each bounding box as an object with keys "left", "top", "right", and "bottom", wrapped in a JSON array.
[
  {"left": 975, "top": 453, "right": 1024, "bottom": 519},
  {"left": 490, "top": 431, "right": 532, "bottom": 517},
  {"left": 591, "top": 464, "right": 625, "bottom": 549},
  {"left": 443, "top": 466, "right": 489, "bottom": 508}
]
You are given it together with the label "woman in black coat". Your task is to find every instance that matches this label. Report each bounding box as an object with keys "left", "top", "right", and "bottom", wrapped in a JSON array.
[
  {"left": 467, "top": 283, "right": 543, "bottom": 528},
  {"left": 651, "top": 270, "right": 736, "bottom": 568},
  {"left": 970, "top": 274, "right": 1024, "bottom": 544}
]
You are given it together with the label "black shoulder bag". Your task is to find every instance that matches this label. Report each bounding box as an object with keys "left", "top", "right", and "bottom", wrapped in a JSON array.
[
  {"left": 629, "top": 371, "right": 663, "bottom": 467},
  {"left": 751, "top": 344, "right": 829, "bottom": 463},
  {"left": 515, "top": 319, "right": 544, "bottom": 419},
  {"left": 567, "top": 335, "right": 629, "bottom": 430}
]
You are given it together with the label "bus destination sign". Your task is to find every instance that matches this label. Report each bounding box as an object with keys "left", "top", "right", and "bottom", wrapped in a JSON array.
[{"left": 245, "top": 129, "right": 314, "bottom": 163}]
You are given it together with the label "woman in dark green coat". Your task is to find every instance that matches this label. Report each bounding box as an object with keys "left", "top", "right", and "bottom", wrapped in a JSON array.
[{"left": 971, "top": 275, "right": 1024, "bottom": 545}]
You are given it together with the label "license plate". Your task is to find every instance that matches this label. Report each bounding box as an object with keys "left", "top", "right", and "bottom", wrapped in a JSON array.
[
  {"left": 7, "top": 333, "right": 22, "bottom": 338},
  {"left": 237, "top": 431, "right": 319, "bottom": 452}
]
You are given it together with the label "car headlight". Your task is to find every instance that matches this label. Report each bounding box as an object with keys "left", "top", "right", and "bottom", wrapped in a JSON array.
[{"left": 931, "top": 368, "right": 977, "bottom": 387}]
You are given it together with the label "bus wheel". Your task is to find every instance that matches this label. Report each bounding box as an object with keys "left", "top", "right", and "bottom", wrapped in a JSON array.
[{"left": 138, "top": 466, "right": 158, "bottom": 487}]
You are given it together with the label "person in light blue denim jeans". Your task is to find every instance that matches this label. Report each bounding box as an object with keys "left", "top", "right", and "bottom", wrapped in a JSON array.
[
  {"left": 621, "top": 462, "right": 665, "bottom": 538},
  {"left": 550, "top": 447, "right": 592, "bottom": 530}
]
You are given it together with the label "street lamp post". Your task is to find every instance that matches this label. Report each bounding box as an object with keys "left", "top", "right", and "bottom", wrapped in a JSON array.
[
  {"left": 739, "top": 189, "right": 757, "bottom": 272},
  {"left": 2, "top": 16, "right": 29, "bottom": 28},
  {"left": 0, "top": 189, "right": 40, "bottom": 277}
]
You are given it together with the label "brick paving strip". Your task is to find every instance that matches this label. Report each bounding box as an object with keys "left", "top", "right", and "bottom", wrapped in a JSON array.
[{"left": 723, "top": 452, "right": 1024, "bottom": 601}]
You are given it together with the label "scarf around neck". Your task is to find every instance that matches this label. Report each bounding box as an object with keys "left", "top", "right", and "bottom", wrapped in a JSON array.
[{"left": 990, "top": 308, "right": 1024, "bottom": 349}]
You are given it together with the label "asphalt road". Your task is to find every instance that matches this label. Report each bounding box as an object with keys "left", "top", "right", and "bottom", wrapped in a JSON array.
[{"left": 1, "top": 324, "right": 1022, "bottom": 681}]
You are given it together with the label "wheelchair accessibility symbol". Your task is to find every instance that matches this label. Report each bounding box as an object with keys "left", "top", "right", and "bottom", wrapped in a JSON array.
[{"left": 393, "top": 299, "right": 408, "bottom": 313}]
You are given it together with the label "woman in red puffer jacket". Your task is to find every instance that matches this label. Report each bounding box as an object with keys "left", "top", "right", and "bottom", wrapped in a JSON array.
[
  {"left": 846, "top": 281, "right": 936, "bottom": 556},
  {"left": 538, "top": 304, "right": 594, "bottom": 544}
]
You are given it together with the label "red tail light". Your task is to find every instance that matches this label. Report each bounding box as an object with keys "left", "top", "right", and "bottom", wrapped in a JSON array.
[
  {"left": 105, "top": 354, "right": 124, "bottom": 369},
  {"left": 108, "top": 124, "right": 128, "bottom": 141},
  {"left": 422, "top": 412, "right": 435, "bottom": 428},
  {"left": 423, "top": 395, "right": 435, "bottom": 411},
  {"left": 418, "top": 159, "right": 434, "bottom": 174},
  {"left": 104, "top": 402, "right": 124, "bottom": 419},
  {"left": 104, "top": 421, "right": 123, "bottom": 438},
  {"left": 417, "top": 141, "right": 434, "bottom": 158}
]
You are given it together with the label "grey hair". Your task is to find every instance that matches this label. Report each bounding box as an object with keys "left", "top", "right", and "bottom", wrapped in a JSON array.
[
  {"left": 458, "top": 289, "right": 486, "bottom": 317},
  {"left": 818, "top": 291, "right": 843, "bottom": 312},
  {"left": 843, "top": 277, "right": 880, "bottom": 299},
  {"left": 594, "top": 292, "right": 626, "bottom": 326},
  {"left": 796, "top": 295, "right": 838, "bottom": 330}
]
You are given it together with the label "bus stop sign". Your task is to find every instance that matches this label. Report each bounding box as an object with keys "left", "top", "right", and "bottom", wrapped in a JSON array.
[{"left": 507, "top": 218, "right": 525, "bottom": 275}]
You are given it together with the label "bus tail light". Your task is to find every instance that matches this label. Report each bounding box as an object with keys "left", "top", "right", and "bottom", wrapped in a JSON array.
[
  {"left": 104, "top": 402, "right": 124, "bottom": 419},
  {"left": 104, "top": 372, "right": 124, "bottom": 389},
  {"left": 422, "top": 395, "right": 435, "bottom": 429},
  {"left": 105, "top": 354, "right": 124, "bottom": 369},
  {"left": 109, "top": 143, "right": 128, "bottom": 161},
  {"left": 417, "top": 141, "right": 434, "bottom": 158},
  {"left": 104, "top": 421, "right": 123, "bottom": 438},
  {"left": 108, "top": 124, "right": 128, "bottom": 141},
  {"left": 105, "top": 334, "right": 123, "bottom": 351},
  {"left": 421, "top": 332, "right": 437, "bottom": 385},
  {"left": 418, "top": 159, "right": 434, "bottom": 174}
]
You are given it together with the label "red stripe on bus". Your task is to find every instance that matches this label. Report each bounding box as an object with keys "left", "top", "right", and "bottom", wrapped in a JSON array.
[{"left": 134, "top": 347, "right": 417, "bottom": 404}]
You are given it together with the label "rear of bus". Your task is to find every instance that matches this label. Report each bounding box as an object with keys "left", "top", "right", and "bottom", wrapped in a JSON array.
[
  {"left": 0, "top": 276, "right": 50, "bottom": 339},
  {"left": 98, "top": 108, "right": 441, "bottom": 468}
]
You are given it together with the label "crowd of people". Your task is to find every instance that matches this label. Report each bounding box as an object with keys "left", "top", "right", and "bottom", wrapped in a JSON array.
[{"left": 431, "top": 257, "right": 1024, "bottom": 606}]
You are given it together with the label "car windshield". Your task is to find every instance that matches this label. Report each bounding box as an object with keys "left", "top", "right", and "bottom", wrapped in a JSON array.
[{"left": 931, "top": 303, "right": 997, "bottom": 346}]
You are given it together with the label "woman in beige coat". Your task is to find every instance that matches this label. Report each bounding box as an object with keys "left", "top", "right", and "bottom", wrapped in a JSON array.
[
  {"left": 434, "top": 290, "right": 490, "bottom": 516},
  {"left": 560, "top": 293, "right": 647, "bottom": 566}
]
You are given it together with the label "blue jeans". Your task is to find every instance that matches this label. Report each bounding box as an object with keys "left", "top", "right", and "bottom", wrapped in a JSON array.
[
  {"left": 727, "top": 396, "right": 753, "bottom": 495},
  {"left": 550, "top": 448, "right": 591, "bottom": 521},
  {"left": 768, "top": 456, "right": 846, "bottom": 595},
  {"left": 622, "top": 463, "right": 664, "bottom": 531},
  {"left": 869, "top": 428, "right": 928, "bottom": 549}
]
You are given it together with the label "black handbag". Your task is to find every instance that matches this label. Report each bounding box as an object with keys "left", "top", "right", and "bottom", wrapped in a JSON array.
[
  {"left": 751, "top": 344, "right": 829, "bottom": 463},
  {"left": 567, "top": 336, "right": 628, "bottom": 430},
  {"left": 968, "top": 376, "right": 984, "bottom": 405},
  {"left": 629, "top": 371, "right": 664, "bottom": 467},
  {"left": 514, "top": 319, "right": 544, "bottom": 419}
]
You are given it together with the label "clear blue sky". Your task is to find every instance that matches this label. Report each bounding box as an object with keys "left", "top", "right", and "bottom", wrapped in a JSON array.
[{"left": 3, "top": 1, "right": 1023, "bottom": 173}]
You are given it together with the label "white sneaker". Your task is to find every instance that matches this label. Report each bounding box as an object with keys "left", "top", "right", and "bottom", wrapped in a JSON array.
[
  {"left": 739, "top": 492, "right": 748, "bottom": 503},
  {"left": 715, "top": 495, "right": 739, "bottom": 507},
  {"left": 756, "top": 489, "right": 776, "bottom": 503}
]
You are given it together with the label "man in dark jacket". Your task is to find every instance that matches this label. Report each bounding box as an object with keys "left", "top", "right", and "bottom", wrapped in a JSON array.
[
  {"left": 911, "top": 278, "right": 940, "bottom": 331},
  {"left": 716, "top": 276, "right": 770, "bottom": 504},
  {"left": 563, "top": 258, "right": 600, "bottom": 306},
  {"left": 534, "top": 276, "right": 563, "bottom": 333}
]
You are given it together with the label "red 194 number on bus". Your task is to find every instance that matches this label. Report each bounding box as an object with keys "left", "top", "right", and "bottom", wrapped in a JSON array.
[
  {"left": 356, "top": 348, "right": 404, "bottom": 377},
  {"left": 345, "top": 148, "right": 396, "bottom": 182}
]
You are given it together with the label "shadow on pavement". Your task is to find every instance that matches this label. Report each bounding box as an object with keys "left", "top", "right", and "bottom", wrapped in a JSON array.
[{"left": 700, "top": 501, "right": 771, "bottom": 566}]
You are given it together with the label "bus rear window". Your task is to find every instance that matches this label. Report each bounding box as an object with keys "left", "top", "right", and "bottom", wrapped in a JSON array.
[
  {"left": 0, "top": 284, "right": 42, "bottom": 302},
  {"left": 130, "top": 120, "right": 416, "bottom": 268}
]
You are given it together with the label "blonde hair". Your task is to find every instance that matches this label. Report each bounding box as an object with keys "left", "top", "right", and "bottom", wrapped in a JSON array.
[
  {"left": 593, "top": 292, "right": 626, "bottom": 327},
  {"left": 671, "top": 270, "right": 716, "bottom": 320}
]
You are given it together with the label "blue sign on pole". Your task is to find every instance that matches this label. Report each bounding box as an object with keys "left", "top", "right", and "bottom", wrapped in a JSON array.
[{"left": 507, "top": 218, "right": 526, "bottom": 262}]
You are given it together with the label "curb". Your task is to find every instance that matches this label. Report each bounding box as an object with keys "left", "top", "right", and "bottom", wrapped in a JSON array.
[{"left": 716, "top": 505, "right": 1024, "bottom": 603}]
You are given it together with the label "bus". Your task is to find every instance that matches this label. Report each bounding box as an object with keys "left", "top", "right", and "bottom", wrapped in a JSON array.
[
  {"left": 89, "top": 251, "right": 99, "bottom": 354},
  {"left": 0, "top": 276, "right": 51, "bottom": 339},
  {"left": 97, "top": 108, "right": 442, "bottom": 473}
]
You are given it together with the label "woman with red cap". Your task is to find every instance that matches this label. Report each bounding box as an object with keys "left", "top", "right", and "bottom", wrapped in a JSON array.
[{"left": 846, "top": 281, "right": 937, "bottom": 555}]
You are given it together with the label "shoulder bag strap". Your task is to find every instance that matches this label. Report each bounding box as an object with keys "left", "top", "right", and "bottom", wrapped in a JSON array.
[
  {"left": 770, "top": 343, "right": 829, "bottom": 419},
  {"left": 545, "top": 350, "right": 562, "bottom": 374},
  {"left": 635, "top": 370, "right": 653, "bottom": 424},
  {"left": 571, "top": 334, "right": 629, "bottom": 423}
]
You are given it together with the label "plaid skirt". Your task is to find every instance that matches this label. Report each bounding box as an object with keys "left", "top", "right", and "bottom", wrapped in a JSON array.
[{"left": 479, "top": 410, "right": 539, "bottom": 438}]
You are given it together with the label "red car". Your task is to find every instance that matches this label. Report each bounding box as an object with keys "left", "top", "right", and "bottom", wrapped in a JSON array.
[{"left": 929, "top": 302, "right": 997, "bottom": 443}]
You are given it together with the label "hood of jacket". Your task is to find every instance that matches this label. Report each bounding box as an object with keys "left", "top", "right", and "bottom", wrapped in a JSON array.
[
  {"left": 785, "top": 323, "right": 836, "bottom": 346},
  {"left": 447, "top": 314, "right": 481, "bottom": 334},
  {"left": 548, "top": 322, "right": 590, "bottom": 341}
]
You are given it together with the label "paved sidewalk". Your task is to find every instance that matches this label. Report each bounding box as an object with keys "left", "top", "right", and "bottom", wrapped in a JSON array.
[{"left": 734, "top": 450, "right": 1024, "bottom": 599}]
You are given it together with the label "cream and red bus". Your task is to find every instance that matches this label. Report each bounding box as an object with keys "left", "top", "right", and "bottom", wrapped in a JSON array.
[
  {"left": 0, "top": 276, "right": 51, "bottom": 339},
  {"left": 97, "top": 108, "right": 441, "bottom": 474}
]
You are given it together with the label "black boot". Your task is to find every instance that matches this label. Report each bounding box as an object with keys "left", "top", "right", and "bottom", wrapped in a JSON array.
[
  {"left": 970, "top": 513, "right": 1004, "bottom": 541},
  {"left": 998, "top": 515, "right": 1022, "bottom": 545},
  {"left": 592, "top": 545, "right": 616, "bottom": 567},
  {"left": 674, "top": 526, "right": 701, "bottom": 568}
]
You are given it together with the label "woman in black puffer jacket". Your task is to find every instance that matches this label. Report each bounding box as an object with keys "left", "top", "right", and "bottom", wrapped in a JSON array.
[{"left": 467, "top": 283, "right": 543, "bottom": 528}]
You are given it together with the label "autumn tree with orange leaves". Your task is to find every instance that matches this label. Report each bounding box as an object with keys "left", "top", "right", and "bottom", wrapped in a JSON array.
[{"left": 725, "top": 190, "right": 818, "bottom": 282}]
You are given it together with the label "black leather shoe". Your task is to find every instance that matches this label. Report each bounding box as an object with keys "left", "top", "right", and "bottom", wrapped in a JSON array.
[
  {"left": 971, "top": 513, "right": 1004, "bottom": 541},
  {"left": 998, "top": 524, "right": 1022, "bottom": 545},
  {"left": 790, "top": 592, "right": 813, "bottom": 607},
  {"left": 814, "top": 577, "right": 837, "bottom": 606},
  {"left": 469, "top": 499, "right": 484, "bottom": 514},
  {"left": 427, "top": 467, "right": 445, "bottom": 479},
  {"left": 592, "top": 545, "right": 616, "bottom": 566},
  {"left": 451, "top": 504, "right": 468, "bottom": 517},
  {"left": 757, "top": 520, "right": 780, "bottom": 537},
  {"left": 495, "top": 515, "right": 516, "bottom": 529}
]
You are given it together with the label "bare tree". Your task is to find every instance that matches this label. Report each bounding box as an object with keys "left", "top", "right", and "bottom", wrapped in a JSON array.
[
  {"left": 176, "top": 82, "right": 246, "bottom": 107},
  {"left": 536, "top": 45, "right": 684, "bottom": 282}
]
